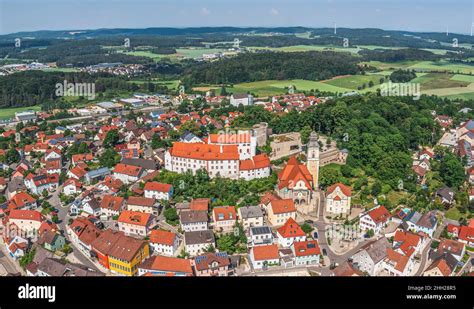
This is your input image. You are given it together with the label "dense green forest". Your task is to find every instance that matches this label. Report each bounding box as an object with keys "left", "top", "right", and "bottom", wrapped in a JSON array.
[
  {"left": 360, "top": 48, "right": 441, "bottom": 62},
  {"left": 389, "top": 69, "right": 417, "bottom": 83},
  {"left": 182, "top": 51, "right": 360, "bottom": 85}
]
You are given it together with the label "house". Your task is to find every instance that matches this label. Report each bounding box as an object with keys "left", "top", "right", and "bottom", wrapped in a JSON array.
[
  {"left": 249, "top": 244, "right": 280, "bottom": 270},
  {"left": 184, "top": 230, "right": 215, "bottom": 257},
  {"left": 193, "top": 252, "right": 232, "bottom": 276},
  {"left": 63, "top": 178, "right": 82, "bottom": 196},
  {"left": 190, "top": 198, "right": 210, "bottom": 212},
  {"left": 437, "top": 239, "right": 466, "bottom": 262},
  {"left": 447, "top": 219, "right": 474, "bottom": 246},
  {"left": 113, "top": 163, "right": 144, "bottom": 184},
  {"left": 382, "top": 248, "right": 415, "bottom": 276},
  {"left": 332, "top": 261, "right": 364, "bottom": 277},
  {"left": 277, "top": 218, "right": 306, "bottom": 247},
  {"left": 392, "top": 230, "right": 424, "bottom": 257},
  {"left": 82, "top": 197, "right": 101, "bottom": 216},
  {"left": 212, "top": 206, "right": 237, "bottom": 233},
  {"left": 423, "top": 253, "right": 458, "bottom": 277},
  {"left": 38, "top": 230, "right": 66, "bottom": 252},
  {"left": 4, "top": 235, "right": 28, "bottom": 259},
  {"left": 30, "top": 257, "right": 103, "bottom": 277},
  {"left": 352, "top": 237, "right": 389, "bottom": 276},
  {"left": 149, "top": 229, "right": 179, "bottom": 256},
  {"left": 91, "top": 229, "right": 150, "bottom": 276},
  {"left": 138, "top": 255, "right": 193, "bottom": 277},
  {"left": 238, "top": 154, "right": 271, "bottom": 180},
  {"left": 8, "top": 192, "right": 37, "bottom": 210},
  {"left": 180, "top": 132, "right": 203, "bottom": 143},
  {"left": 84, "top": 167, "right": 111, "bottom": 184},
  {"left": 359, "top": 205, "right": 391, "bottom": 235},
  {"left": 238, "top": 206, "right": 264, "bottom": 229},
  {"left": 67, "top": 166, "right": 87, "bottom": 180},
  {"left": 180, "top": 210, "right": 208, "bottom": 232},
  {"left": 230, "top": 93, "right": 254, "bottom": 107},
  {"left": 126, "top": 196, "right": 157, "bottom": 214},
  {"left": 325, "top": 183, "right": 352, "bottom": 216},
  {"left": 118, "top": 210, "right": 154, "bottom": 237},
  {"left": 249, "top": 226, "right": 274, "bottom": 247},
  {"left": 414, "top": 211, "right": 438, "bottom": 237},
  {"left": 267, "top": 199, "right": 297, "bottom": 226},
  {"left": 100, "top": 195, "right": 125, "bottom": 218},
  {"left": 292, "top": 240, "right": 321, "bottom": 266},
  {"left": 121, "top": 158, "right": 157, "bottom": 173},
  {"left": 67, "top": 217, "right": 101, "bottom": 257},
  {"left": 97, "top": 175, "right": 123, "bottom": 193},
  {"left": 7, "top": 209, "right": 44, "bottom": 234},
  {"left": 144, "top": 182, "right": 173, "bottom": 201},
  {"left": 436, "top": 186, "right": 455, "bottom": 205}
]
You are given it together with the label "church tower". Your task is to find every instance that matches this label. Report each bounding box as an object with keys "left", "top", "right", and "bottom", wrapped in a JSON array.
[{"left": 306, "top": 131, "right": 320, "bottom": 189}]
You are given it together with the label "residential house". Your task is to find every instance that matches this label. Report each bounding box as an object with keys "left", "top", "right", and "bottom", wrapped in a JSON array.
[
  {"left": 117, "top": 210, "right": 154, "bottom": 237},
  {"left": 144, "top": 182, "right": 173, "bottom": 201},
  {"left": 212, "top": 206, "right": 237, "bottom": 233},
  {"left": 352, "top": 237, "right": 389, "bottom": 276},
  {"left": 359, "top": 205, "right": 391, "bottom": 235},
  {"left": 100, "top": 195, "right": 125, "bottom": 219},
  {"left": 267, "top": 199, "right": 297, "bottom": 226},
  {"left": 138, "top": 255, "right": 193, "bottom": 277},
  {"left": 126, "top": 196, "right": 157, "bottom": 215},
  {"left": 238, "top": 206, "right": 264, "bottom": 229},
  {"left": 113, "top": 163, "right": 144, "bottom": 184},
  {"left": 193, "top": 252, "right": 232, "bottom": 276},
  {"left": 149, "top": 229, "right": 179, "bottom": 256},
  {"left": 249, "top": 244, "right": 280, "bottom": 270},
  {"left": 249, "top": 226, "right": 274, "bottom": 247},
  {"left": 184, "top": 230, "right": 215, "bottom": 257},
  {"left": 325, "top": 183, "right": 352, "bottom": 217},
  {"left": 180, "top": 210, "right": 208, "bottom": 232}
]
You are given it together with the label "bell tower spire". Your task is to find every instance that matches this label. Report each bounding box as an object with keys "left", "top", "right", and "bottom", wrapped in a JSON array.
[{"left": 306, "top": 131, "right": 320, "bottom": 189}]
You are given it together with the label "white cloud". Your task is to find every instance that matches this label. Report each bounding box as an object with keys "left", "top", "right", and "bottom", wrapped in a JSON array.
[
  {"left": 270, "top": 8, "right": 279, "bottom": 16},
  {"left": 201, "top": 7, "right": 211, "bottom": 16}
]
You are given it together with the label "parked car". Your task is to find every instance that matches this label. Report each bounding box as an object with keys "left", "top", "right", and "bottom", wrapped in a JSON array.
[{"left": 322, "top": 248, "right": 327, "bottom": 256}]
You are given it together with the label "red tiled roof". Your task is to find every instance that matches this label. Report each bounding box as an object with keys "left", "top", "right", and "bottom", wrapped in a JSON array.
[
  {"left": 213, "top": 206, "right": 237, "bottom": 222},
  {"left": 327, "top": 182, "right": 352, "bottom": 197},
  {"left": 149, "top": 229, "right": 176, "bottom": 246},
  {"left": 169, "top": 142, "right": 239, "bottom": 161},
  {"left": 293, "top": 240, "right": 320, "bottom": 257},
  {"left": 252, "top": 244, "right": 279, "bottom": 261},
  {"left": 190, "top": 198, "right": 209, "bottom": 211},
  {"left": 118, "top": 210, "right": 152, "bottom": 227},
  {"left": 127, "top": 196, "right": 155, "bottom": 207},
  {"left": 9, "top": 209, "right": 42, "bottom": 222},
  {"left": 114, "top": 163, "right": 143, "bottom": 177},
  {"left": 141, "top": 255, "right": 192, "bottom": 275},
  {"left": 208, "top": 133, "right": 251, "bottom": 144},
  {"left": 367, "top": 206, "right": 391, "bottom": 224},
  {"left": 270, "top": 199, "right": 296, "bottom": 214},
  {"left": 277, "top": 218, "right": 305, "bottom": 238},
  {"left": 100, "top": 195, "right": 124, "bottom": 212},
  {"left": 239, "top": 154, "right": 271, "bottom": 171},
  {"left": 144, "top": 182, "right": 172, "bottom": 193},
  {"left": 277, "top": 156, "right": 313, "bottom": 190}
]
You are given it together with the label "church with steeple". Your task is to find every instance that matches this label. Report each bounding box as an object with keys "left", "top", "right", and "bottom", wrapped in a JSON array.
[{"left": 276, "top": 131, "right": 320, "bottom": 215}]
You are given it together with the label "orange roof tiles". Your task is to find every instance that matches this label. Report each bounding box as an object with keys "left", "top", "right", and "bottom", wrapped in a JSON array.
[
  {"left": 327, "top": 183, "right": 352, "bottom": 197},
  {"left": 114, "top": 163, "right": 143, "bottom": 177},
  {"left": 252, "top": 244, "right": 279, "bottom": 261},
  {"left": 367, "top": 206, "right": 391, "bottom": 224},
  {"left": 100, "top": 195, "right": 124, "bottom": 212},
  {"left": 169, "top": 142, "right": 239, "bottom": 161},
  {"left": 208, "top": 133, "right": 250, "bottom": 144},
  {"left": 277, "top": 156, "right": 313, "bottom": 190},
  {"left": 239, "top": 154, "right": 271, "bottom": 171},
  {"left": 270, "top": 199, "right": 296, "bottom": 214},
  {"left": 149, "top": 230, "right": 176, "bottom": 246},
  {"left": 9, "top": 209, "right": 42, "bottom": 222},
  {"left": 144, "top": 181, "right": 172, "bottom": 193},
  {"left": 293, "top": 240, "right": 321, "bottom": 257},
  {"left": 141, "top": 255, "right": 192, "bottom": 275},
  {"left": 190, "top": 198, "right": 210, "bottom": 211},
  {"left": 213, "top": 206, "right": 237, "bottom": 222},
  {"left": 118, "top": 210, "right": 152, "bottom": 227},
  {"left": 277, "top": 218, "right": 305, "bottom": 238},
  {"left": 127, "top": 196, "right": 155, "bottom": 207}
]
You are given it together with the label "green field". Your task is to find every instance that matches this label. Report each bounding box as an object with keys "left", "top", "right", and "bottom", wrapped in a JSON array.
[
  {"left": 129, "top": 79, "right": 180, "bottom": 90},
  {"left": 0, "top": 105, "right": 41, "bottom": 120},
  {"left": 225, "top": 79, "right": 353, "bottom": 96},
  {"left": 324, "top": 74, "right": 384, "bottom": 90}
]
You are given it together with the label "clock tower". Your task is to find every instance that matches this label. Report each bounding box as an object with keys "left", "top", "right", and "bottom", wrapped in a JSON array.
[{"left": 306, "top": 131, "right": 320, "bottom": 189}]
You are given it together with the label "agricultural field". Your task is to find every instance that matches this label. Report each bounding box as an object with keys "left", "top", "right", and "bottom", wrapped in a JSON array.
[
  {"left": 223, "top": 79, "right": 353, "bottom": 96},
  {"left": 323, "top": 74, "right": 385, "bottom": 90},
  {"left": 130, "top": 79, "right": 180, "bottom": 90},
  {"left": 0, "top": 105, "right": 41, "bottom": 120}
]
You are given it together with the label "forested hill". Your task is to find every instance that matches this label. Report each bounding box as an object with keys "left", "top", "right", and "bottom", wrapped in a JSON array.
[{"left": 182, "top": 51, "right": 360, "bottom": 85}]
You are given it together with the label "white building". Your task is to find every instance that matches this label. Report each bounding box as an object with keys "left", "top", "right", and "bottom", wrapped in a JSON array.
[{"left": 230, "top": 93, "right": 254, "bottom": 107}]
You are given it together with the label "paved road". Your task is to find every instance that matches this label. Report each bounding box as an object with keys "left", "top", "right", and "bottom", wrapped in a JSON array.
[
  {"left": 414, "top": 240, "right": 433, "bottom": 276},
  {"left": 0, "top": 239, "right": 24, "bottom": 275}
]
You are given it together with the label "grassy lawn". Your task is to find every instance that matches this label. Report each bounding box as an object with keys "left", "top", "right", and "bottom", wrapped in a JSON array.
[
  {"left": 445, "top": 207, "right": 463, "bottom": 221},
  {"left": 124, "top": 50, "right": 171, "bottom": 62},
  {"left": 129, "top": 79, "right": 180, "bottom": 90},
  {"left": 40, "top": 67, "right": 79, "bottom": 73},
  {"left": 450, "top": 74, "right": 474, "bottom": 83},
  {"left": 176, "top": 48, "right": 227, "bottom": 59},
  {"left": 412, "top": 73, "right": 470, "bottom": 90},
  {"left": 0, "top": 105, "right": 42, "bottom": 120}
]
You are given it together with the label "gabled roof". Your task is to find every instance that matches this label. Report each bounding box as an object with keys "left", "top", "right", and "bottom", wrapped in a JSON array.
[
  {"left": 9, "top": 209, "right": 42, "bottom": 222},
  {"left": 327, "top": 182, "right": 352, "bottom": 197},
  {"left": 366, "top": 206, "right": 391, "bottom": 224},
  {"left": 144, "top": 181, "right": 173, "bottom": 193},
  {"left": 293, "top": 240, "right": 320, "bottom": 257},
  {"left": 270, "top": 199, "right": 296, "bottom": 214},
  {"left": 277, "top": 156, "right": 313, "bottom": 190},
  {"left": 213, "top": 206, "right": 236, "bottom": 222},
  {"left": 194, "top": 252, "right": 230, "bottom": 271},
  {"left": 252, "top": 244, "right": 279, "bottom": 261},
  {"left": 149, "top": 229, "right": 177, "bottom": 246},
  {"left": 118, "top": 210, "right": 152, "bottom": 227},
  {"left": 140, "top": 255, "right": 192, "bottom": 275},
  {"left": 277, "top": 218, "right": 305, "bottom": 238}
]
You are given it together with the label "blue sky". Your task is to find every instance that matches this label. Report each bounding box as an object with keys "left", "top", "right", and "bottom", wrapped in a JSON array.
[{"left": 0, "top": 0, "right": 473, "bottom": 35}]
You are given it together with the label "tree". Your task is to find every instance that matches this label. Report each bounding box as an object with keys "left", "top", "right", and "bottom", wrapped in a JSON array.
[
  {"left": 371, "top": 182, "right": 382, "bottom": 196},
  {"left": 301, "top": 223, "right": 313, "bottom": 234},
  {"left": 5, "top": 148, "right": 20, "bottom": 164},
  {"left": 99, "top": 148, "right": 120, "bottom": 168},
  {"left": 103, "top": 129, "right": 119, "bottom": 148},
  {"left": 151, "top": 134, "right": 162, "bottom": 149},
  {"left": 300, "top": 125, "right": 312, "bottom": 144},
  {"left": 439, "top": 153, "right": 465, "bottom": 188},
  {"left": 164, "top": 207, "right": 179, "bottom": 225}
]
